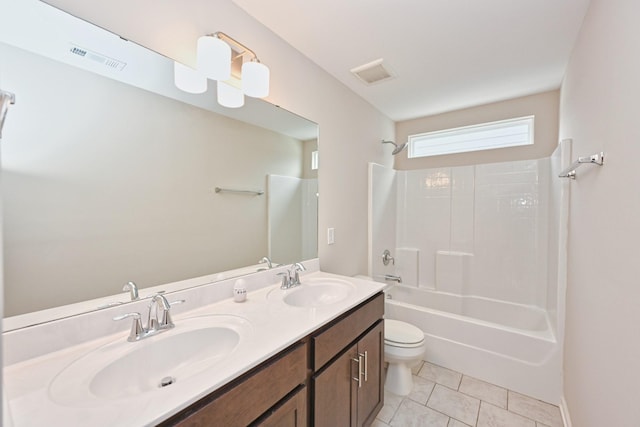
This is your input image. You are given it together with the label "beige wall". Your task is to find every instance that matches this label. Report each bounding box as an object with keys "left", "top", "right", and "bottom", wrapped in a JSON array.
[
  {"left": 559, "top": 1, "right": 640, "bottom": 425},
  {"left": 41, "top": 0, "right": 396, "bottom": 279},
  {"left": 2, "top": 43, "right": 305, "bottom": 315},
  {"left": 395, "top": 90, "right": 559, "bottom": 169}
]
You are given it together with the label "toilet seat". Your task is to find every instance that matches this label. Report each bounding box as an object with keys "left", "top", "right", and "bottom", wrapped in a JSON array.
[{"left": 385, "top": 319, "right": 424, "bottom": 348}]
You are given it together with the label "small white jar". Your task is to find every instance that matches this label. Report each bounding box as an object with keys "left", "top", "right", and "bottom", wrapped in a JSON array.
[{"left": 233, "top": 278, "right": 247, "bottom": 302}]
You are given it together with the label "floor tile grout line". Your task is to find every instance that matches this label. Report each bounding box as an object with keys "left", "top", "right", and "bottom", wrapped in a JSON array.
[
  {"left": 506, "top": 391, "right": 546, "bottom": 426},
  {"left": 386, "top": 391, "right": 548, "bottom": 427},
  {"left": 414, "top": 381, "right": 546, "bottom": 427},
  {"left": 387, "top": 395, "right": 405, "bottom": 426},
  {"left": 447, "top": 383, "right": 506, "bottom": 410},
  {"left": 424, "top": 380, "right": 437, "bottom": 406},
  {"left": 481, "top": 400, "right": 546, "bottom": 426},
  {"left": 433, "top": 370, "right": 561, "bottom": 418},
  {"left": 460, "top": 374, "right": 510, "bottom": 399},
  {"left": 399, "top": 361, "right": 563, "bottom": 427},
  {"left": 422, "top": 403, "right": 466, "bottom": 427},
  {"left": 472, "top": 396, "right": 480, "bottom": 427},
  {"left": 423, "top": 388, "right": 480, "bottom": 427},
  {"left": 395, "top": 392, "right": 467, "bottom": 427}
]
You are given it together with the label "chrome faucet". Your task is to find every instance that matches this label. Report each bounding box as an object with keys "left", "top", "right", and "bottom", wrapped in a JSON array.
[
  {"left": 123, "top": 281, "right": 140, "bottom": 301},
  {"left": 97, "top": 281, "right": 140, "bottom": 309},
  {"left": 258, "top": 256, "right": 273, "bottom": 269},
  {"left": 290, "top": 262, "right": 306, "bottom": 285},
  {"left": 147, "top": 293, "right": 174, "bottom": 331},
  {"left": 278, "top": 262, "right": 306, "bottom": 289},
  {"left": 114, "top": 293, "right": 185, "bottom": 342}
]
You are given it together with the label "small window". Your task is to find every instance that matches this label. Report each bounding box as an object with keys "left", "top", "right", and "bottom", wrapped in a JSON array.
[
  {"left": 408, "top": 116, "right": 534, "bottom": 158},
  {"left": 311, "top": 150, "right": 319, "bottom": 170}
]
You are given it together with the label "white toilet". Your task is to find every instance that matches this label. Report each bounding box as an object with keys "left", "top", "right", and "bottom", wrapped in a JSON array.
[{"left": 384, "top": 319, "right": 426, "bottom": 396}]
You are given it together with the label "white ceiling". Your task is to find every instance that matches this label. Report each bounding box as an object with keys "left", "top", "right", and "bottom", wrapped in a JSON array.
[{"left": 232, "top": 0, "right": 591, "bottom": 121}]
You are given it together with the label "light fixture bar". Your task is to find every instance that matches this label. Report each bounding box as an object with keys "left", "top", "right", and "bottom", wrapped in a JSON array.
[
  {"left": 177, "top": 31, "right": 270, "bottom": 107},
  {"left": 209, "top": 32, "right": 261, "bottom": 63}
]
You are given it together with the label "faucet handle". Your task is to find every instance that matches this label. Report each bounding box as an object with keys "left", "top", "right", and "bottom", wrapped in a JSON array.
[
  {"left": 164, "top": 300, "right": 186, "bottom": 323},
  {"left": 113, "top": 312, "right": 141, "bottom": 321},
  {"left": 150, "top": 293, "right": 183, "bottom": 329},
  {"left": 382, "top": 250, "right": 395, "bottom": 266},
  {"left": 289, "top": 262, "right": 306, "bottom": 286},
  {"left": 277, "top": 271, "right": 290, "bottom": 289},
  {"left": 113, "top": 312, "right": 144, "bottom": 342}
]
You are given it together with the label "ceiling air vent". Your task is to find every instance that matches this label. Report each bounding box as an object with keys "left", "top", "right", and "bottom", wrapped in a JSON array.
[
  {"left": 350, "top": 59, "right": 395, "bottom": 85},
  {"left": 69, "top": 44, "right": 127, "bottom": 71}
]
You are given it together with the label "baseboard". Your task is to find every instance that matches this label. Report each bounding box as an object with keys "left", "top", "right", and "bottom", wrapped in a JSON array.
[{"left": 559, "top": 396, "right": 572, "bottom": 427}]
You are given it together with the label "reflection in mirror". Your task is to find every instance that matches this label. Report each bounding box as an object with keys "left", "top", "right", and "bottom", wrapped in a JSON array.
[{"left": 0, "top": 1, "right": 318, "bottom": 325}]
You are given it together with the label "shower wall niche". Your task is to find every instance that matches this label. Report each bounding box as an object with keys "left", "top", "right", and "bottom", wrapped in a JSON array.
[{"left": 370, "top": 157, "right": 557, "bottom": 309}]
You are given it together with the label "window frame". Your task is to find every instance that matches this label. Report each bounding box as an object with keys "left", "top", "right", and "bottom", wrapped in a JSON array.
[{"left": 407, "top": 115, "right": 535, "bottom": 158}]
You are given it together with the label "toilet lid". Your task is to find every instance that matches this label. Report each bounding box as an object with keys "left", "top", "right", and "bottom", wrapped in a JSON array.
[{"left": 385, "top": 319, "right": 424, "bottom": 345}]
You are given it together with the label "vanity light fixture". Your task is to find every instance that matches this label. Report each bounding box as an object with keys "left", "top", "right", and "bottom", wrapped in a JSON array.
[
  {"left": 217, "top": 80, "right": 245, "bottom": 108},
  {"left": 173, "top": 62, "right": 207, "bottom": 94},
  {"left": 197, "top": 34, "right": 232, "bottom": 81},
  {"left": 174, "top": 31, "right": 270, "bottom": 108}
]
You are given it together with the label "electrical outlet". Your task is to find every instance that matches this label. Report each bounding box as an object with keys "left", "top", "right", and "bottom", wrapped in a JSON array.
[{"left": 327, "top": 228, "right": 335, "bottom": 245}]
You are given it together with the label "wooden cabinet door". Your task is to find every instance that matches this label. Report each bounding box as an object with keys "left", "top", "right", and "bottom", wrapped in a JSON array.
[
  {"left": 356, "top": 321, "right": 384, "bottom": 427},
  {"left": 313, "top": 343, "right": 358, "bottom": 427}
]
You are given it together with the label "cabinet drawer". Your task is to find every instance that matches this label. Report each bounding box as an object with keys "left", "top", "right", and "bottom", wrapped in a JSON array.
[
  {"left": 313, "top": 293, "right": 384, "bottom": 370},
  {"left": 171, "top": 341, "right": 308, "bottom": 427},
  {"left": 254, "top": 385, "right": 307, "bottom": 427}
]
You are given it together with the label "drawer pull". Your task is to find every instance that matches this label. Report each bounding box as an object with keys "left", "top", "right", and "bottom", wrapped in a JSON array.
[
  {"left": 351, "top": 356, "right": 363, "bottom": 388},
  {"left": 360, "top": 351, "right": 368, "bottom": 382}
]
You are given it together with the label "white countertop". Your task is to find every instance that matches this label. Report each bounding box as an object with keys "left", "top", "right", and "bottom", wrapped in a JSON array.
[{"left": 3, "top": 270, "right": 384, "bottom": 427}]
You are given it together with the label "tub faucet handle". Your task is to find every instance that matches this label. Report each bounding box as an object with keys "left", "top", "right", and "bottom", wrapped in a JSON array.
[{"left": 382, "top": 250, "right": 395, "bottom": 266}]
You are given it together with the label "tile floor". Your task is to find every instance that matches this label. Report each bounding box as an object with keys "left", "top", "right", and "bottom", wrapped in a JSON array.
[{"left": 373, "top": 361, "right": 563, "bottom": 427}]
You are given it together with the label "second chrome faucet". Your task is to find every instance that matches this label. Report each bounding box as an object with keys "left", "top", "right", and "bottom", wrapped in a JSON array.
[
  {"left": 278, "top": 262, "right": 306, "bottom": 289},
  {"left": 114, "top": 293, "right": 185, "bottom": 342}
]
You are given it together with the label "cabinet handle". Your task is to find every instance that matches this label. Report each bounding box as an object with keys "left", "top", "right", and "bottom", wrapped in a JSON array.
[
  {"left": 360, "top": 351, "right": 368, "bottom": 382},
  {"left": 351, "top": 356, "right": 363, "bottom": 388}
]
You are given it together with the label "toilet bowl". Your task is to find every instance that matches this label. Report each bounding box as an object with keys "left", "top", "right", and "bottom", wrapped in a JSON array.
[{"left": 384, "top": 319, "right": 426, "bottom": 396}]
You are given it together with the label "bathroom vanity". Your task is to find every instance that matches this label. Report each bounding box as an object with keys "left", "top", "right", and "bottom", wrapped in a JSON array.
[
  {"left": 3, "top": 267, "right": 385, "bottom": 427},
  {"left": 162, "top": 293, "right": 384, "bottom": 426}
]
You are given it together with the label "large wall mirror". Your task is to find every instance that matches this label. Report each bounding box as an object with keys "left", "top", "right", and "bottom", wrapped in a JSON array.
[{"left": 0, "top": 0, "right": 318, "bottom": 326}]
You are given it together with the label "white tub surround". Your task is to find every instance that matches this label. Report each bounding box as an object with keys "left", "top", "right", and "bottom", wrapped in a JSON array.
[
  {"left": 3, "top": 266, "right": 385, "bottom": 427},
  {"left": 369, "top": 142, "right": 571, "bottom": 406}
]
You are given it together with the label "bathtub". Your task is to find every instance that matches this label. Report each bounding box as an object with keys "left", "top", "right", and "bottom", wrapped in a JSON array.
[{"left": 384, "top": 284, "right": 561, "bottom": 404}]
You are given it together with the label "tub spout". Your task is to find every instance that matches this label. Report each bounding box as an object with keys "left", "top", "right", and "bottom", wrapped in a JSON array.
[{"left": 384, "top": 274, "right": 402, "bottom": 283}]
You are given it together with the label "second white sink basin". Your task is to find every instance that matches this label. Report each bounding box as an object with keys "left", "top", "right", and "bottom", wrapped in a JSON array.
[
  {"left": 49, "top": 315, "right": 252, "bottom": 406},
  {"left": 269, "top": 278, "right": 355, "bottom": 308}
]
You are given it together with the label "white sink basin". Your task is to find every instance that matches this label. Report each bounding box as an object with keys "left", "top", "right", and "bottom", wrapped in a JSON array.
[
  {"left": 49, "top": 315, "right": 252, "bottom": 406},
  {"left": 269, "top": 278, "right": 355, "bottom": 308}
]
